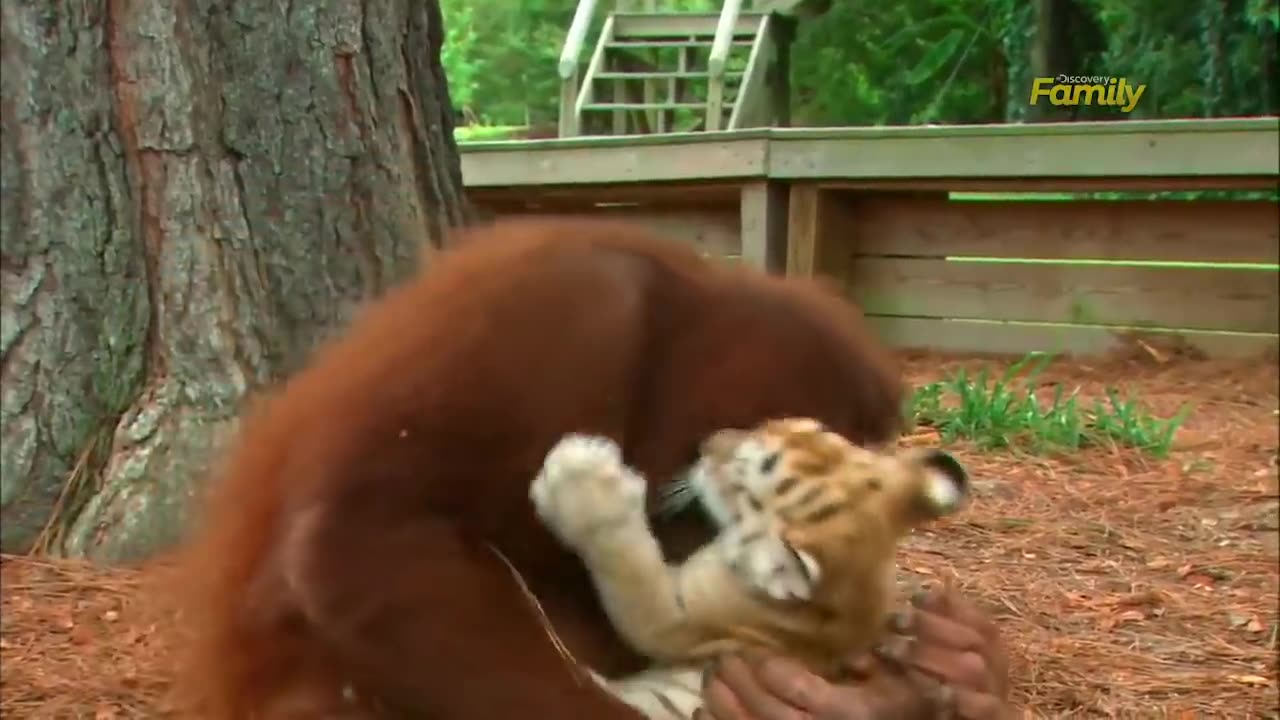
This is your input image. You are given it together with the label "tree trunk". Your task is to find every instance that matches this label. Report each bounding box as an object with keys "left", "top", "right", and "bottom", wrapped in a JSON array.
[
  {"left": 1030, "top": 0, "right": 1103, "bottom": 121},
  {"left": 1030, "top": 0, "right": 1070, "bottom": 121},
  {"left": 0, "top": 0, "right": 468, "bottom": 563}
]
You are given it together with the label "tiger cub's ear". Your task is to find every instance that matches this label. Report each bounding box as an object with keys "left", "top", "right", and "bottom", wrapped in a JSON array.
[{"left": 912, "top": 449, "right": 969, "bottom": 518}]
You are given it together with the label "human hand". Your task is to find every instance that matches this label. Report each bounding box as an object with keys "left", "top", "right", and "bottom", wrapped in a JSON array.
[
  {"left": 871, "top": 586, "right": 1011, "bottom": 718},
  {"left": 696, "top": 651, "right": 938, "bottom": 720},
  {"left": 696, "top": 587, "right": 1010, "bottom": 720}
]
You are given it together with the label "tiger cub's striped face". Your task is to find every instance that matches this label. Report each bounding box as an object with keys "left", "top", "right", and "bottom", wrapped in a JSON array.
[{"left": 682, "top": 417, "right": 969, "bottom": 582}]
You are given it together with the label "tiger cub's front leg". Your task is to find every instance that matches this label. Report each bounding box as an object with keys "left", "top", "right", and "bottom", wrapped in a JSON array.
[
  {"left": 530, "top": 434, "right": 695, "bottom": 661},
  {"left": 530, "top": 434, "right": 649, "bottom": 554}
]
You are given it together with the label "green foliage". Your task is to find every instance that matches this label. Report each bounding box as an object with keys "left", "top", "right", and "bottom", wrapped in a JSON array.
[
  {"left": 454, "top": 125, "right": 527, "bottom": 142},
  {"left": 440, "top": 0, "right": 580, "bottom": 127},
  {"left": 908, "top": 353, "right": 1191, "bottom": 458},
  {"left": 789, "top": 0, "right": 1009, "bottom": 125},
  {"left": 438, "top": 1, "right": 1277, "bottom": 128},
  {"left": 1089, "top": 0, "right": 1279, "bottom": 119}
]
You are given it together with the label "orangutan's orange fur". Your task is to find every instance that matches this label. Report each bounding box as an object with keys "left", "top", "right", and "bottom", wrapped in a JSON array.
[{"left": 173, "top": 217, "right": 905, "bottom": 719}]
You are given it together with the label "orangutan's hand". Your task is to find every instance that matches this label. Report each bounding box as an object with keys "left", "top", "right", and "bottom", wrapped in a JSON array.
[{"left": 696, "top": 588, "right": 1010, "bottom": 720}]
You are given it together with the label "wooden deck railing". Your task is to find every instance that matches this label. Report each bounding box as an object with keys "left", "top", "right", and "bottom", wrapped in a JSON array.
[{"left": 459, "top": 118, "right": 1280, "bottom": 358}]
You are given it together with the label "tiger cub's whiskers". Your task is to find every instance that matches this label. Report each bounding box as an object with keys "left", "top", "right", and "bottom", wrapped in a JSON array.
[{"left": 655, "top": 472, "right": 698, "bottom": 519}]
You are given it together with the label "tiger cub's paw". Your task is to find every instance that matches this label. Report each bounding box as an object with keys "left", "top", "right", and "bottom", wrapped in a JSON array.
[
  {"left": 531, "top": 434, "right": 648, "bottom": 549},
  {"left": 721, "top": 521, "right": 822, "bottom": 602}
]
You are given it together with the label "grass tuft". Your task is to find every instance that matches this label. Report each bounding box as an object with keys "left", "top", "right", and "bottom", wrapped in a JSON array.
[
  {"left": 454, "top": 124, "right": 527, "bottom": 142},
  {"left": 907, "top": 352, "right": 1192, "bottom": 457}
]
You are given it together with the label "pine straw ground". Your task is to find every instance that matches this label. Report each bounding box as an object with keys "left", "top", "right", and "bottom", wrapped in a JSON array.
[{"left": 1, "top": 351, "right": 1277, "bottom": 719}]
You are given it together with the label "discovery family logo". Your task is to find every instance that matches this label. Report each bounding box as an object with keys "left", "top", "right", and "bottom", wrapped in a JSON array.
[{"left": 1029, "top": 75, "right": 1146, "bottom": 112}]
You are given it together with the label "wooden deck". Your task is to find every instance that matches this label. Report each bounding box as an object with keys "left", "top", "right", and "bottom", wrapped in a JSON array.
[{"left": 459, "top": 118, "right": 1280, "bottom": 358}]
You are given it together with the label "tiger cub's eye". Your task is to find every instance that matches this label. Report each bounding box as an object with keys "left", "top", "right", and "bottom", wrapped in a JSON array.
[{"left": 759, "top": 452, "right": 780, "bottom": 474}]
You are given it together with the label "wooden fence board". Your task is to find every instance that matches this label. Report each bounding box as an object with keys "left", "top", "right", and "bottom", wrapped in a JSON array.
[
  {"left": 587, "top": 206, "right": 743, "bottom": 258},
  {"left": 866, "top": 316, "right": 1278, "bottom": 359},
  {"left": 461, "top": 137, "right": 769, "bottom": 186},
  {"left": 841, "top": 197, "right": 1280, "bottom": 264},
  {"left": 466, "top": 199, "right": 742, "bottom": 259},
  {"left": 467, "top": 182, "right": 745, "bottom": 210},
  {"left": 769, "top": 128, "right": 1279, "bottom": 179},
  {"left": 844, "top": 258, "right": 1278, "bottom": 334},
  {"left": 816, "top": 177, "right": 1280, "bottom": 193},
  {"left": 460, "top": 118, "right": 1280, "bottom": 187}
]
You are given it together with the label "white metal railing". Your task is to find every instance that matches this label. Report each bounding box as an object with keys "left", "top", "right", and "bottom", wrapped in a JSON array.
[
  {"left": 558, "top": 0, "right": 600, "bottom": 137},
  {"left": 705, "top": 0, "right": 743, "bottom": 131},
  {"left": 727, "top": 14, "right": 772, "bottom": 129},
  {"left": 557, "top": 0, "right": 769, "bottom": 136}
]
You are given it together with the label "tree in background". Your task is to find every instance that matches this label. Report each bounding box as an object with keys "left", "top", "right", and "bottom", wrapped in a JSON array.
[
  {"left": 1030, "top": 0, "right": 1106, "bottom": 120},
  {"left": 0, "top": 0, "right": 468, "bottom": 561},
  {"left": 788, "top": 0, "right": 1278, "bottom": 124},
  {"left": 442, "top": 0, "right": 578, "bottom": 128}
]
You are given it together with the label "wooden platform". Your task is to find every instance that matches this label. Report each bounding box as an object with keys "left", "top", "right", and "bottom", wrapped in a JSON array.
[{"left": 460, "top": 118, "right": 1280, "bottom": 359}]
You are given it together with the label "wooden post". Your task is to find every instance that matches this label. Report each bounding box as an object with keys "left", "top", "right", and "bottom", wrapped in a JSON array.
[
  {"left": 786, "top": 184, "right": 820, "bottom": 277},
  {"left": 612, "top": 52, "right": 628, "bottom": 135},
  {"left": 785, "top": 184, "right": 851, "bottom": 282},
  {"left": 610, "top": 0, "right": 629, "bottom": 134},
  {"left": 559, "top": 66, "right": 580, "bottom": 137},
  {"left": 740, "top": 181, "right": 788, "bottom": 273},
  {"left": 642, "top": 0, "right": 659, "bottom": 133},
  {"left": 771, "top": 17, "right": 796, "bottom": 127}
]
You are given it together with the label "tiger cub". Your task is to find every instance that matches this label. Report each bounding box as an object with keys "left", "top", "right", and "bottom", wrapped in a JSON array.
[{"left": 528, "top": 417, "right": 970, "bottom": 720}]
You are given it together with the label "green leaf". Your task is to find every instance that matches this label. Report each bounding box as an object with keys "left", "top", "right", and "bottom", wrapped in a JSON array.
[{"left": 904, "top": 28, "right": 965, "bottom": 86}]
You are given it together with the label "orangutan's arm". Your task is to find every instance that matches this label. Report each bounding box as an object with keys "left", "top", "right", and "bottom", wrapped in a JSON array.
[{"left": 282, "top": 496, "right": 644, "bottom": 719}]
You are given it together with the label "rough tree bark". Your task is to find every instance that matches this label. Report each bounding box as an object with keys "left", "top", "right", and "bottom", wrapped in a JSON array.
[
  {"left": 1030, "top": 0, "right": 1104, "bottom": 121},
  {"left": 0, "top": 0, "right": 468, "bottom": 563}
]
